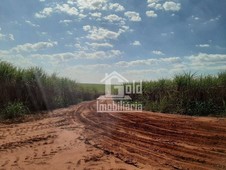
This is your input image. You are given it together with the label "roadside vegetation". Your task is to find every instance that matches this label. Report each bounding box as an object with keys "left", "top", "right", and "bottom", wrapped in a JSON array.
[
  {"left": 79, "top": 83, "right": 105, "bottom": 94},
  {"left": 0, "top": 61, "right": 103, "bottom": 120},
  {"left": 1, "top": 61, "right": 225, "bottom": 119},
  {"left": 133, "top": 72, "right": 226, "bottom": 116}
]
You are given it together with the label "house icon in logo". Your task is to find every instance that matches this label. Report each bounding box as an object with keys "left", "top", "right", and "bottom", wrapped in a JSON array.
[{"left": 100, "top": 71, "right": 130, "bottom": 99}]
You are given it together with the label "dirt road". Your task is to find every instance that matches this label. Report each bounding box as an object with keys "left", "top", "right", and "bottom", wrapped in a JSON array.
[{"left": 0, "top": 101, "right": 226, "bottom": 170}]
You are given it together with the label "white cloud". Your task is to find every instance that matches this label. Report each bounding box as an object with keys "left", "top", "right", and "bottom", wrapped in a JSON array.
[
  {"left": 55, "top": 4, "right": 79, "bottom": 16},
  {"left": 131, "top": 41, "right": 141, "bottom": 46},
  {"left": 124, "top": 11, "right": 141, "bottom": 22},
  {"left": 76, "top": 0, "right": 108, "bottom": 10},
  {"left": 152, "top": 50, "right": 164, "bottom": 55},
  {"left": 116, "top": 57, "right": 181, "bottom": 67},
  {"left": 209, "top": 15, "right": 221, "bottom": 22},
  {"left": 147, "top": 0, "right": 163, "bottom": 10},
  {"left": 148, "top": 3, "right": 162, "bottom": 10},
  {"left": 192, "top": 16, "right": 200, "bottom": 20},
  {"left": 109, "top": 3, "right": 125, "bottom": 12},
  {"left": 8, "top": 34, "right": 15, "bottom": 41},
  {"left": 146, "top": 10, "right": 157, "bottom": 17},
  {"left": 35, "top": 7, "right": 53, "bottom": 18},
  {"left": 161, "top": 32, "right": 174, "bottom": 37},
  {"left": 59, "top": 20, "right": 73, "bottom": 24},
  {"left": 67, "top": 31, "right": 73, "bottom": 35},
  {"left": 31, "top": 50, "right": 122, "bottom": 60},
  {"left": 121, "top": 25, "right": 131, "bottom": 32},
  {"left": 89, "top": 12, "right": 102, "bottom": 18},
  {"left": 103, "top": 14, "right": 124, "bottom": 23},
  {"left": 83, "top": 25, "right": 91, "bottom": 31},
  {"left": 0, "top": 30, "right": 15, "bottom": 41},
  {"left": 10, "top": 41, "right": 58, "bottom": 53},
  {"left": 31, "top": 52, "right": 75, "bottom": 61},
  {"left": 86, "top": 42, "right": 113, "bottom": 49},
  {"left": 161, "top": 57, "right": 180, "bottom": 63},
  {"left": 163, "top": 2, "right": 181, "bottom": 11},
  {"left": 35, "top": 4, "right": 85, "bottom": 19},
  {"left": 196, "top": 44, "right": 210, "bottom": 48},
  {"left": 154, "top": 4, "right": 162, "bottom": 10},
  {"left": 0, "top": 54, "right": 36, "bottom": 69},
  {"left": 204, "top": 15, "right": 221, "bottom": 24},
  {"left": 76, "top": 50, "right": 121, "bottom": 59},
  {"left": 147, "top": 0, "right": 159, "bottom": 3},
  {"left": 74, "top": 43, "right": 86, "bottom": 50},
  {"left": 188, "top": 53, "right": 226, "bottom": 63},
  {"left": 125, "top": 68, "right": 166, "bottom": 75},
  {"left": 25, "top": 20, "right": 40, "bottom": 27},
  {"left": 116, "top": 60, "right": 152, "bottom": 67},
  {"left": 194, "top": 17, "right": 199, "bottom": 20},
  {"left": 83, "top": 26, "right": 122, "bottom": 40}
]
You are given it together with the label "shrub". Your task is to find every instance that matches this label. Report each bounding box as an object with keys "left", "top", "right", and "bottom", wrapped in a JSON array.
[{"left": 0, "top": 102, "right": 30, "bottom": 120}]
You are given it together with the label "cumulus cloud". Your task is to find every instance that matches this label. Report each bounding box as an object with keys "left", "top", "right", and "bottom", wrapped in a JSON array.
[
  {"left": 188, "top": 53, "right": 226, "bottom": 63},
  {"left": 124, "top": 68, "right": 166, "bottom": 75},
  {"left": 25, "top": 20, "right": 40, "bottom": 27},
  {"left": 10, "top": 41, "right": 58, "bottom": 53},
  {"left": 85, "top": 42, "right": 113, "bottom": 49},
  {"left": 55, "top": 4, "right": 79, "bottom": 16},
  {"left": 35, "top": 4, "right": 86, "bottom": 19},
  {"left": 31, "top": 50, "right": 122, "bottom": 60},
  {"left": 163, "top": 1, "right": 181, "bottom": 11},
  {"left": 147, "top": 0, "right": 163, "bottom": 10},
  {"left": 59, "top": 20, "right": 73, "bottom": 25},
  {"left": 196, "top": 44, "right": 210, "bottom": 48},
  {"left": 147, "top": 0, "right": 159, "bottom": 3},
  {"left": 131, "top": 41, "right": 141, "bottom": 46},
  {"left": 83, "top": 25, "right": 91, "bottom": 31},
  {"left": 35, "top": 1, "right": 126, "bottom": 22},
  {"left": 124, "top": 11, "right": 141, "bottom": 22},
  {"left": 74, "top": 0, "right": 125, "bottom": 12},
  {"left": 147, "top": 3, "right": 162, "bottom": 10},
  {"left": 116, "top": 57, "right": 181, "bottom": 67},
  {"left": 83, "top": 25, "right": 123, "bottom": 40},
  {"left": 109, "top": 3, "right": 125, "bottom": 12},
  {"left": 152, "top": 50, "right": 164, "bottom": 55},
  {"left": 8, "top": 34, "right": 15, "bottom": 41},
  {"left": 209, "top": 15, "right": 221, "bottom": 22},
  {"left": 191, "top": 16, "right": 200, "bottom": 20},
  {"left": 31, "top": 52, "right": 75, "bottom": 61},
  {"left": 146, "top": 10, "right": 157, "bottom": 17},
  {"left": 147, "top": 0, "right": 181, "bottom": 12},
  {"left": 0, "top": 29, "right": 15, "bottom": 41},
  {"left": 89, "top": 12, "right": 102, "bottom": 18},
  {"left": 104, "top": 14, "right": 124, "bottom": 23},
  {"left": 75, "top": 0, "right": 108, "bottom": 10},
  {"left": 76, "top": 50, "right": 122, "bottom": 59},
  {"left": 35, "top": 7, "right": 53, "bottom": 18}
]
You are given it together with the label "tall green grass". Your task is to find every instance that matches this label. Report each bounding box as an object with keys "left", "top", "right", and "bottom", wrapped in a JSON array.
[
  {"left": 0, "top": 61, "right": 102, "bottom": 119},
  {"left": 135, "top": 72, "right": 226, "bottom": 116},
  {"left": 1, "top": 61, "right": 225, "bottom": 117}
]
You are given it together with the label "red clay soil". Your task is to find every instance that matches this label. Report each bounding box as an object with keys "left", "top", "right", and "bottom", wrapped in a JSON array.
[{"left": 0, "top": 100, "right": 226, "bottom": 170}]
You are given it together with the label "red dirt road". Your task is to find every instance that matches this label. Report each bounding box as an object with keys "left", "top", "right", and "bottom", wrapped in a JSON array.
[{"left": 1, "top": 101, "right": 226, "bottom": 169}]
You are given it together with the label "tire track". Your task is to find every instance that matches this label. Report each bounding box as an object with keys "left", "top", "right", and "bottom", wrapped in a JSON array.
[{"left": 76, "top": 100, "right": 226, "bottom": 170}]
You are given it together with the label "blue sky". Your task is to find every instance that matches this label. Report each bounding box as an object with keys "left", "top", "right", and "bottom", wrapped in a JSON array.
[{"left": 0, "top": 0, "right": 226, "bottom": 83}]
